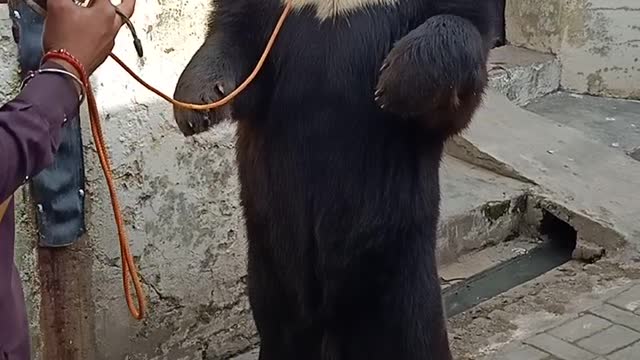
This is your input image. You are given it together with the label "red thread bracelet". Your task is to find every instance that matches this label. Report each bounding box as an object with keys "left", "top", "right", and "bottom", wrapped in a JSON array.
[{"left": 42, "top": 49, "right": 88, "bottom": 83}]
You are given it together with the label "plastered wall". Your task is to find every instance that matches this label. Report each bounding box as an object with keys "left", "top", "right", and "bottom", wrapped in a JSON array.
[{"left": 506, "top": 0, "right": 640, "bottom": 99}]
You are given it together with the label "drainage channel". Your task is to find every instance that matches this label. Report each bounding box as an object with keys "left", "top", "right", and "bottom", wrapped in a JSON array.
[{"left": 443, "top": 210, "right": 577, "bottom": 318}]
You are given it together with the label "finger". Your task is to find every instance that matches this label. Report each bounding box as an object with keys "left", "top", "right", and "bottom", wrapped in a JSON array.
[
  {"left": 112, "top": 0, "right": 135, "bottom": 31},
  {"left": 116, "top": 0, "right": 136, "bottom": 19}
]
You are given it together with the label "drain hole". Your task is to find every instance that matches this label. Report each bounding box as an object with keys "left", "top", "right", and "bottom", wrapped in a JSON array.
[
  {"left": 442, "top": 208, "right": 577, "bottom": 318},
  {"left": 539, "top": 210, "right": 577, "bottom": 252}
]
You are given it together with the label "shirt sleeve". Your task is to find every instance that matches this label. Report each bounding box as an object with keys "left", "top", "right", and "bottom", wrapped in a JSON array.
[{"left": 0, "top": 61, "right": 80, "bottom": 202}]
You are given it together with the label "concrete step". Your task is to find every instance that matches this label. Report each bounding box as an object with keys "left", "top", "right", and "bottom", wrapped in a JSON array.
[
  {"left": 525, "top": 91, "right": 640, "bottom": 162},
  {"left": 488, "top": 45, "right": 561, "bottom": 106},
  {"left": 446, "top": 89, "right": 640, "bottom": 258},
  {"left": 437, "top": 156, "right": 530, "bottom": 265}
]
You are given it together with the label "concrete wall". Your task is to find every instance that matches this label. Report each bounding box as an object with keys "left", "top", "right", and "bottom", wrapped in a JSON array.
[
  {"left": 506, "top": 0, "right": 640, "bottom": 99},
  {"left": 1, "top": 1, "right": 257, "bottom": 358}
]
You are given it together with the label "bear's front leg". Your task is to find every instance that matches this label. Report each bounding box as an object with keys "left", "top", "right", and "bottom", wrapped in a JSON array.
[
  {"left": 375, "top": 15, "right": 490, "bottom": 138},
  {"left": 174, "top": 31, "right": 261, "bottom": 136}
]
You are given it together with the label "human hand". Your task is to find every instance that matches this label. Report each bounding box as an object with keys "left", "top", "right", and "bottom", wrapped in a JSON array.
[{"left": 43, "top": 0, "right": 136, "bottom": 76}]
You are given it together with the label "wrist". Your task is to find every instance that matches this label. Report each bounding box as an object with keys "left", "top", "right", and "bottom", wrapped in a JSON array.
[{"left": 46, "top": 59, "right": 83, "bottom": 96}]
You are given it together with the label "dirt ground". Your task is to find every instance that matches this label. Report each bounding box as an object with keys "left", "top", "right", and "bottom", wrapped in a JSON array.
[{"left": 448, "top": 259, "right": 640, "bottom": 359}]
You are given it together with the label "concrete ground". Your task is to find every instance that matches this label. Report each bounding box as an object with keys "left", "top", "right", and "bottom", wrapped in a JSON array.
[
  {"left": 457, "top": 260, "right": 640, "bottom": 360},
  {"left": 494, "top": 291, "right": 640, "bottom": 360}
]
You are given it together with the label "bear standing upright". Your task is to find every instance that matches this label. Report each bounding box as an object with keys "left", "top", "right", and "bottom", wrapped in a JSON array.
[{"left": 174, "top": 0, "right": 494, "bottom": 359}]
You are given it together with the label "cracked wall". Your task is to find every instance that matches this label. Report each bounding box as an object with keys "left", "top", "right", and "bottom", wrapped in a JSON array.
[
  {"left": 506, "top": 0, "right": 640, "bottom": 99},
  {"left": 2, "top": 0, "right": 258, "bottom": 358}
]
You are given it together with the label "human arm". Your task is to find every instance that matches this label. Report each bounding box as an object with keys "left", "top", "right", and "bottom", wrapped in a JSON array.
[
  {"left": 0, "top": 62, "right": 79, "bottom": 202},
  {"left": 0, "top": 0, "right": 136, "bottom": 201}
]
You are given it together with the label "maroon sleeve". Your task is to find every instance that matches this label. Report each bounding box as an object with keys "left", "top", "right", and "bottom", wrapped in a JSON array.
[{"left": 0, "top": 61, "right": 80, "bottom": 201}]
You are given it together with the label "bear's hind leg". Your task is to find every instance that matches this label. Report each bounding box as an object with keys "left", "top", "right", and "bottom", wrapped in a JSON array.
[
  {"left": 247, "top": 235, "right": 297, "bottom": 360},
  {"left": 246, "top": 216, "right": 323, "bottom": 360},
  {"left": 318, "top": 229, "right": 452, "bottom": 360},
  {"left": 338, "top": 275, "right": 451, "bottom": 359}
]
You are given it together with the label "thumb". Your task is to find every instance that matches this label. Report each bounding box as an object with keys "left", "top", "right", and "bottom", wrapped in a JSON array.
[
  {"left": 112, "top": 0, "right": 136, "bottom": 31},
  {"left": 117, "top": 0, "right": 136, "bottom": 19}
]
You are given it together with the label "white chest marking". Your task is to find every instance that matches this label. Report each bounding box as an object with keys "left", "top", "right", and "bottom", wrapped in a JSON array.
[{"left": 284, "top": 0, "right": 399, "bottom": 20}]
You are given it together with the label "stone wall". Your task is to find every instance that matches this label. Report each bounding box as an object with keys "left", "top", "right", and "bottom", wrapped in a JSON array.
[
  {"left": 1, "top": 1, "right": 257, "bottom": 358},
  {"left": 506, "top": 0, "right": 640, "bottom": 99}
]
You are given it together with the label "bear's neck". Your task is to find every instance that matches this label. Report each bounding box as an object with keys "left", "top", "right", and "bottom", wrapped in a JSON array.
[{"left": 284, "top": 0, "right": 398, "bottom": 20}]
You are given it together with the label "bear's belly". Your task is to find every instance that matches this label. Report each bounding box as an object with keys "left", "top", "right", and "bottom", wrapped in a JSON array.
[{"left": 237, "top": 105, "right": 434, "bottom": 214}]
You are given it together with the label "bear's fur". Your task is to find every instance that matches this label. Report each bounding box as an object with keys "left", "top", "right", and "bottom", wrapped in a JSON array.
[{"left": 174, "top": 1, "right": 494, "bottom": 358}]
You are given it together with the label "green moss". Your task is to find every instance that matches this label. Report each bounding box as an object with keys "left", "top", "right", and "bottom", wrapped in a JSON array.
[{"left": 482, "top": 200, "right": 511, "bottom": 223}]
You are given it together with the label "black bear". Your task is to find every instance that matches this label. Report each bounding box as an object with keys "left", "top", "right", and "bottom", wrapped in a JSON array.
[{"left": 174, "top": 0, "right": 494, "bottom": 359}]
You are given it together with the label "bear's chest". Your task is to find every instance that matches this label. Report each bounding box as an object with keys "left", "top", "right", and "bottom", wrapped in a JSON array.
[
  {"left": 283, "top": 0, "right": 400, "bottom": 20},
  {"left": 249, "top": 0, "right": 430, "bottom": 120},
  {"left": 267, "top": 4, "right": 419, "bottom": 95}
]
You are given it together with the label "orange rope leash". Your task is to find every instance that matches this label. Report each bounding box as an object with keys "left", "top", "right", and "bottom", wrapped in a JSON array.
[
  {"left": 110, "top": 1, "right": 292, "bottom": 111},
  {"left": 40, "top": 2, "right": 292, "bottom": 320},
  {"left": 43, "top": 49, "right": 149, "bottom": 319}
]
